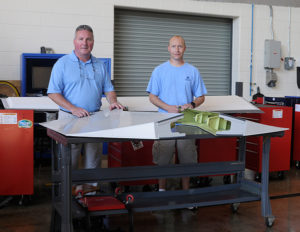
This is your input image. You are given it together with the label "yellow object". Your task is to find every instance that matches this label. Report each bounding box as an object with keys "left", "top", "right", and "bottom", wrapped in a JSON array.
[
  {"left": 0, "top": 81, "right": 20, "bottom": 97},
  {"left": 176, "top": 109, "right": 231, "bottom": 135}
]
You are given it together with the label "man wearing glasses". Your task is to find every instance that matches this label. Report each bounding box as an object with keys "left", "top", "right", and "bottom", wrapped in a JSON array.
[{"left": 48, "top": 25, "right": 123, "bottom": 195}]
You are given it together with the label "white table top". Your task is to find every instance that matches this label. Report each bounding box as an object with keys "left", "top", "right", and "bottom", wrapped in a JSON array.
[{"left": 2, "top": 95, "right": 261, "bottom": 113}]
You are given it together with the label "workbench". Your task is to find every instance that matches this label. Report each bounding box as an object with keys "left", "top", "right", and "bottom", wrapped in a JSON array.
[{"left": 44, "top": 112, "right": 285, "bottom": 232}]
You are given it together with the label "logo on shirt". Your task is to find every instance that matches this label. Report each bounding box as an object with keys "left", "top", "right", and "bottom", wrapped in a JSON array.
[{"left": 185, "top": 76, "right": 191, "bottom": 81}]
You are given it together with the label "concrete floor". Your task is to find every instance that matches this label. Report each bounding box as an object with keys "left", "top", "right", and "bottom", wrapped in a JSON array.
[{"left": 1, "top": 163, "right": 300, "bottom": 232}]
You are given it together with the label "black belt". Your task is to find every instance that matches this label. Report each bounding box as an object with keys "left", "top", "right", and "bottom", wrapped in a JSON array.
[
  {"left": 59, "top": 109, "right": 72, "bottom": 114},
  {"left": 59, "top": 109, "right": 100, "bottom": 114}
]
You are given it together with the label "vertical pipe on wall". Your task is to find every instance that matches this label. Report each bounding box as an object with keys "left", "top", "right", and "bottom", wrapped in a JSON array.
[
  {"left": 250, "top": 3, "right": 254, "bottom": 96},
  {"left": 288, "top": 7, "right": 291, "bottom": 57},
  {"left": 269, "top": 6, "right": 274, "bottom": 40}
]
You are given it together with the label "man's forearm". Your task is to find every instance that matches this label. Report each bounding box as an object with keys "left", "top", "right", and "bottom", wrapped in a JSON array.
[
  {"left": 193, "top": 95, "right": 205, "bottom": 108},
  {"left": 105, "top": 91, "right": 124, "bottom": 110},
  {"left": 48, "top": 93, "right": 75, "bottom": 111},
  {"left": 105, "top": 91, "right": 118, "bottom": 104},
  {"left": 149, "top": 94, "right": 168, "bottom": 110},
  {"left": 149, "top": 93, "right": 179, "bottom": 113}
]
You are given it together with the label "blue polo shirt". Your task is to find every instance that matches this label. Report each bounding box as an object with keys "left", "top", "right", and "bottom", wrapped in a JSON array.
[
  {"left": 147, "top": 61, "right": 207, "bottom": 113},
  {"left": 47, "top": 51, "right": 114, "bottom": 112}
]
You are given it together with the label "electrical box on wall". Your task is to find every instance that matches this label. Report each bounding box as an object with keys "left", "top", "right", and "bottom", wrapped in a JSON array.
[
  {"left": 264, "top": 40, "right": 281, "bottom": 69},
  {"left": 284, "top": 57, "right": 295, "bottom": 70}
]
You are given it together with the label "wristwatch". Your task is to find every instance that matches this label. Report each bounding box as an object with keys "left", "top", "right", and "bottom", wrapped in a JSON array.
[{"left": 191, "top": 101, "right": 196, "bottom": 109}]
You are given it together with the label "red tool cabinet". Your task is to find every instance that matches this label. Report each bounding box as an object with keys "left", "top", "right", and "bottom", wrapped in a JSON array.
[
  {"left": 108, "top": 141, "right": 157, "bottom": 186},
  {"left": 197, "top": 138, "right": 237, "bottom": 163},
  {"left": 197, "top": 106, "right": 292, "bottom": 178},
  {"left": 240, "top": 105, "right": 292, "bottom": 175},
  {"left": 0, "top": 110, "right": 34, "bottom": 195},
  {"left": 197, "top": 137, "right": 237, "bottom": 184}
]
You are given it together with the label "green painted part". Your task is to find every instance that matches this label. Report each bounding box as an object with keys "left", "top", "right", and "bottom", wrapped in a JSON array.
[{"left": 176, "top": 109, "right": 231, "bottom": 135}]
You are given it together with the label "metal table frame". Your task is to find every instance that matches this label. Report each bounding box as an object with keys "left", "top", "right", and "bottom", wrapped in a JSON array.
[{"left": 47, "top": 127, "right": 284, "bottom": 232}]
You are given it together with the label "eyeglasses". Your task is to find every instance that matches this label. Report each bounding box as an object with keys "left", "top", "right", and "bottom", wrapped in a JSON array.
[{"left": 77, "top": 58, "right": 96, "bottom": 80}]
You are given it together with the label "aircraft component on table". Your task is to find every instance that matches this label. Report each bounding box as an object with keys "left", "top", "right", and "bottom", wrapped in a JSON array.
[{"left": 176, "top": 109, "right": 231, "bottom": 135}]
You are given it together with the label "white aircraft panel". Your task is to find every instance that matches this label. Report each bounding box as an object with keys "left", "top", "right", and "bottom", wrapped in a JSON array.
[
  {"left": 40, "top": 109, "right": 286, "bottom": 139},
  {"left": 40, "top": 110, "right": 184, "bottom": 139},
  {"left": 103, "top": 96, "right": 261, "bottom": 113},
  {"left": 216, "top": 114, "right": 287, "bottom": 136},
  {"left": 2, "top": 95, "right": 260, "bottom": 113},
  {"left": 1, "top": 97, "right": 59, "bottom": 111},
  {"left": 199, "top": 96, "right": 260, "bottom": 113}
]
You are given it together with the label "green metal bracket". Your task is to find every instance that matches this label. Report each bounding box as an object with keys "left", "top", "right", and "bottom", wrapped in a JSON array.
[{"left": 176, "top": 109, "right": 231, "bottom": 135}]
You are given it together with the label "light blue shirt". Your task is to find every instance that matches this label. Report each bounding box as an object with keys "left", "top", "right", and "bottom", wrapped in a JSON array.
[
  {"left": 47, "top": 51, "right": 114, "bottom": 112},
  {"left": 147, "top": 61, "right": 207, "bottom": 113}
]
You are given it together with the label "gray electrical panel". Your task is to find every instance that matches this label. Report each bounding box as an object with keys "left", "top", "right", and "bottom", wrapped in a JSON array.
[
  {"left": 284, "top": 57, "right": 295, "bottom": 70},
  {"left": 264, "top": 40, "right": 281, "bottom": 68}
]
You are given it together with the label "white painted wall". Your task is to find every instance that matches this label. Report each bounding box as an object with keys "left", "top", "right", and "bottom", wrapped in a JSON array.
[{"left": 1, "top": 0, "right": 300, "bottom": 101}]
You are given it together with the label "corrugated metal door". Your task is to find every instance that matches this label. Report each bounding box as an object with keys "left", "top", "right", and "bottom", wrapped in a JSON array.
[{"left": 114, "top": 9, "right": 232, "bottom": 96}]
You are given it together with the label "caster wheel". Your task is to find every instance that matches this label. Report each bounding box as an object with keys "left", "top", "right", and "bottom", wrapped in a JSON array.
[
  {"left": 115, "top": 187, "right": 122, "bottom": 196},
  {"left": 265, "top": 216, "right": 275, "bottom": 227},
  {"left": 223, "top": 175, "right": 231, "bottom": 184},
  {"left": 296, "top": 161, "right": 300, "bottom": 169},
  {"left": 126, "top": 194, "right": 134, "bottom": 204},
  {"left": 231, "top": 203, "right": 240, "bottom": 213}
]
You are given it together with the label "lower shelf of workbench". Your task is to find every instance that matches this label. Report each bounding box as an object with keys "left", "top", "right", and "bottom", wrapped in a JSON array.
[
  {"left": 118, "top": 183, "right": 261, "bottom": 212},
  {"left": 54, "top": 182, "right": 261, "bottom": 218}
]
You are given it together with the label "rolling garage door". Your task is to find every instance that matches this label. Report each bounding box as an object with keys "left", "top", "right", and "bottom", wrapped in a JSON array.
[{"left": 114, "top": 9, "right": 232, "bottom": 96}]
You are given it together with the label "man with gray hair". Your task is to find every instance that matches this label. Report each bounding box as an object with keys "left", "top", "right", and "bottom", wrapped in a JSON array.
[{"left": 48, "top": 25, "right": 123, "bottom": 195}]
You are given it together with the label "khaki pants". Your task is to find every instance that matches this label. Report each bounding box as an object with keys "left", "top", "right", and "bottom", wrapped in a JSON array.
[
  {"left": 152, "top": 139, "right": 197, "bottom": 165},
  {"left": 58, "top": 110, "right": 102, "bottom": 170}
]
